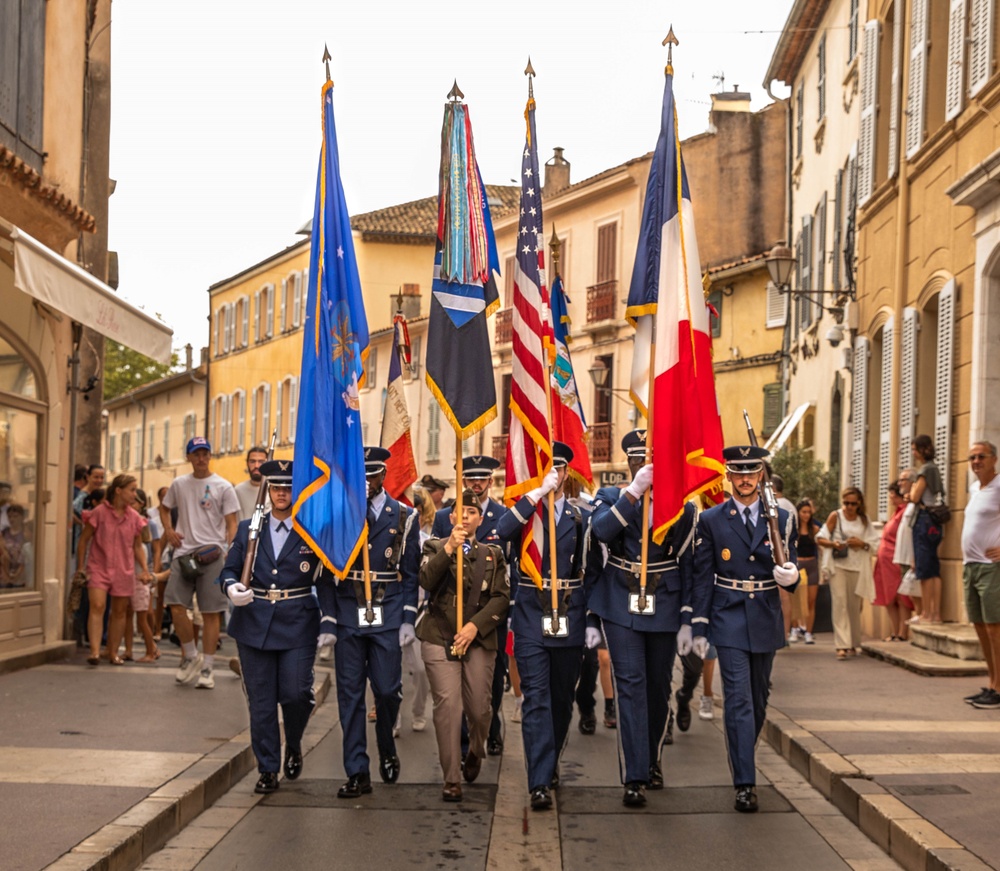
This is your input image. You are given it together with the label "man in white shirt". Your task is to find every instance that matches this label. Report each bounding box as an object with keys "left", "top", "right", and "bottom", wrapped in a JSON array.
[
  {"left": 961, "top": 440, "right": 1000, "bottom": 710},
  {"left": 234, "top": 446, "right": 269, "bottom": 521}
]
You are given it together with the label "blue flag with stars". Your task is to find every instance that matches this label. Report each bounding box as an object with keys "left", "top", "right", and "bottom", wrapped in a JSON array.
[{"left": 292, "top": 79, "right": 370, "bottom": 579}]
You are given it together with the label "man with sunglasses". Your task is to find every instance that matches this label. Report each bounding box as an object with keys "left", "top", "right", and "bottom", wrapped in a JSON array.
[
  {"left": 961, "top": 442, "right": 1000, "bottom": 710},
  {"left": 691, "top": 445, "right": 798, "bottom": 812}
]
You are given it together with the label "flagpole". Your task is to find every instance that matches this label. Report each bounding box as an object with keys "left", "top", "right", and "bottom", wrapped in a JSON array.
[{"left": 455, "top": 432, "right": 464, "bottom": 640}]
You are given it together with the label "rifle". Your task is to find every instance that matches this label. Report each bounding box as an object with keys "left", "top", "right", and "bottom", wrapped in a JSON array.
[
  {"left": 239, "top": 429, "right": 278, "bottom": 589},
  {"left": 741, "top": 410, "right": 788, "bottom": 567}
]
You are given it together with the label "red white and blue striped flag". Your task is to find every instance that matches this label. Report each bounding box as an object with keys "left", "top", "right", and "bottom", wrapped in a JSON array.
[{"left": 380, "top": 316, "right": 417, "bottom": 502}]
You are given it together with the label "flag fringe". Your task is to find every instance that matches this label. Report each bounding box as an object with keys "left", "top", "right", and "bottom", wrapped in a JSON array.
[{"left": 424, "top": 371, "right": 497, "bottom": 440}]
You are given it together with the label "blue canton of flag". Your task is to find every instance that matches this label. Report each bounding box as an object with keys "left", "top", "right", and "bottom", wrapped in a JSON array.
[{"left": 292, "top": 80, "right": 370, "bottom": 578}]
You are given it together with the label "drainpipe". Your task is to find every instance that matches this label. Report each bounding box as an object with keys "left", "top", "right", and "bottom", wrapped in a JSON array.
[{"left": 64, "top": 323, "right": 82, "bottom": 638}]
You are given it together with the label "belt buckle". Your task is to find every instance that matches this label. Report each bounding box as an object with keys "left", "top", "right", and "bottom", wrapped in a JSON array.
[
  {"left": 265, "top": 588, "right": 283, "bottom": 603},
  {"left": 741, "top": 581, "right": 755, "bottom": 593}
]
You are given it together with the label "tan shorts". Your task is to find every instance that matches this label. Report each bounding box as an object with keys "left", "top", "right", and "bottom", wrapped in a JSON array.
[{"left": 164, "top": 554, "right": 228, "bottom": 613}]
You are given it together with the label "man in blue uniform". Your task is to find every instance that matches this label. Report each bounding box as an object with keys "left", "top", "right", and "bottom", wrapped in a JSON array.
[
  {"left": 219, "top": 459, "right": 322, "bottom": 794},
  {"left": 431, "top": 455, "right": 509, "bottom": 756},
  {"left": 590, "top": 430, "right": 696, "bottom": 807},
  {"left": 316, "top": 446, "right": 420, "bottom": 799},
  {"left": 691, "top": 445, "right": 799, "bottom": 812},
  {"left": 496, "top": 442, "right": 590, "bottom": 810}
]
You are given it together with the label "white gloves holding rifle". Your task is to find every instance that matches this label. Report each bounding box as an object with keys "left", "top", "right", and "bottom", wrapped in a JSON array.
[
  {"left": 676, "top": 624, "right": 693, "bottom": 656},
  {"left": 626, "top": 464, "right": 654, "bottom": 499},
  {"left": 227, "top": 582, "right": 254, "bottom": 607},
  {"left": 317, "top": 633, "right": 337, "bottom": 651},
  {"left": 773, "top": 562, "right": 799, "bottom": 587},
  {"left": 527, "top": 467, "right": 560, "bottom": 505}
]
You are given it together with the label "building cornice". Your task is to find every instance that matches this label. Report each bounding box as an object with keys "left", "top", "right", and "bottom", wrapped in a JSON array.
[
  {"left": 0, "top": 146, "right": 97, "bottom": 234},
  {"left": 763, "top": 0, "right": 832, "bottom": 88}
]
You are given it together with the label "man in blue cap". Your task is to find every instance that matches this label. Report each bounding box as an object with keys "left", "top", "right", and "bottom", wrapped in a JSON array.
[
  {"left": 589, "top": 429, "right": 697, "bottom": 807},
  {"left": 218, "top": 459, "right": 324, "bottom": 794},
  {"left": 316, "top": 446, "right": 420, "bottom": 799},
  {"left": 496, "top": 441, "right": 590, "bottom": 810},
  {"left": 691, "top": 444, "right": 799, "bottom": 812},
  {"left": 431, "top": 454, "right": 509, "bottom": 756}
]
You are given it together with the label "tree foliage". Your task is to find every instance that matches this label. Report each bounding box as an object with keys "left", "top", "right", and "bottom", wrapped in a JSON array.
[
  {"left": 771, "top": 444, "right": 841, "bottom": 520},
  {"left": 103, "top": 340, "right": 178, "bottom": 400}
]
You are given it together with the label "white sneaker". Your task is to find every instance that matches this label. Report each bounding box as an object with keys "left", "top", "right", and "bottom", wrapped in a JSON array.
[
  {"left": 511, "top": 697, "right": 523, "bottom": 723},
  {"left": 803, "top": 632, "right": 815, "bottom": 645},
  {"left": 412, "top": 717, "right": 426, "bottom": 732},
  {"left": 195, "top": 667, "right": 215, "bottom": 689},
  {"left": 176, "top": 653, "right": 204, "bottom": 684},
  {"left": 698, "top": 696, "right": 714, "bottom": 720}
]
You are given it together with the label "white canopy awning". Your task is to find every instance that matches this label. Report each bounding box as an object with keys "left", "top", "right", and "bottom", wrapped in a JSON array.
[
  {"left": 764, "top": 401, "right": 814, "bottom": 453},
  {"left": 5, "top": 224, "right": 173, "bottom": 364}
]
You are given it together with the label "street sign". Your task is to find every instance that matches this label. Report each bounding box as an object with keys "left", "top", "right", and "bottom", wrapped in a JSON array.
[{"left": 599, "top": 470, "right": 628, "bottom": 487}]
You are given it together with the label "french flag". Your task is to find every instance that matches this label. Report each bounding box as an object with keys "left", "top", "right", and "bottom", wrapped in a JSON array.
[{"left": 380, "top": 319, "right": 418, "bottom": 502}]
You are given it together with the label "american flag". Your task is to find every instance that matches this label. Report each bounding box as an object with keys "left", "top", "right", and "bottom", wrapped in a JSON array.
[{"left": 503, "top": 93, "right": 554, "bottom": 589}]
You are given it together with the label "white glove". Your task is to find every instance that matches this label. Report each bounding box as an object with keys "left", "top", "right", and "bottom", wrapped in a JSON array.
[
  {"left": 773, "top": 562, "right": 799, "bottom": 587},
  {"left": 676, "top": 624, "right": 693, "bottom": 656},
  {"left": 585, "top": 627, "right": 602, "bottom": 649},
  {"left": 317, "top": 632, "right": 337, "bottom": 650},
  {"left": 692, "top": 636, "right": 710, "bottom": 659},
  {"left": 226, "top": 582, "right": 254, "bottom": 607},
  {"left": 526, "top": 466, "right": 560, "bottom": 504},
  {"left": 625, "top": 464, "right": 654, "bottom": 499},
  {"left": 399, "top": 624, "right": 416, "bottom": 647}
]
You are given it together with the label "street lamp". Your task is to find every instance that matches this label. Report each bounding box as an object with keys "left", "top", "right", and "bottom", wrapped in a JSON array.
[
  {"left": 765, "top": 240, "right": 846, "bottom": 323},
  {"left": 588, "top": 358, "right": 610, "bottom": 389}
]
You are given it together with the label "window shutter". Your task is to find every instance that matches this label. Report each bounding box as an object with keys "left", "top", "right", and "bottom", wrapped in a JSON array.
[
  {"left": 832, "top": 169, "right": 843, "bottom": 290},
  {"left": 265, "top": 285, "right": 274, "bottom": 338},
  {"left": 241, "top": 296, "right": 249, "bottom": 347},
  {"left": 858, "top": 20, "right": 879, "bottom": 205},
  {"left": 795, "top": 83, "right": 804, "bottom": 158},
  {"left": 280, "top": 278, "right": 288, "bottom": 332},
  {"left": 428, "top": 400, "right": 440, "bottom": 461},
  {"left": 765, "top": 281, "right": 787, "bottom": 328},
  {"left": 162, "top": 419, "right": 170, "bottom": 462},
  {"left": 16, "top": 0, "right": 46, "bottom": 164},
  {"left": 214, "top": 309, "right": 222, "bottom": 356},
  {"left": 935, "top": 280, "right": 955, "bottom": 497},
  {"left": 851, "top": 335, "right": 870, "bottom": 489},
  {"left": 238, "top": 391, "right": 246, "bottom": 451},
  {"left": 946, "top": 0, "right": 968, "bottom": 120},
  {"left": 849, "top": 0, "right": 859, "bottom": 60},
  {"left": 108, "top": 435, "right": 116, "bottom": 473},
  {"left": 149, "top": 424, "right": 155, "bottom": 464},
  {"left": 969, "top": 0, "right": 994, "bottom": 96},
  {"left": 262, "top": 384, "right": 271, "bottom": 440},
  {"left": 250, "top": 391, "right": 258, "bottom": 446},
  {"left": 135, "top": 427, "right": 143, "bottom": 468},
  {"left": 121, "top": 431, "right": 130, "bottom": 471},
  {"left": 817, "top": 37, "right": 827, "bottom": 120},
  {"left": 254, "top": 290, "right": 261, "bottom": 342},
  {"left": 888, "top": 9, "right": 903, "bottom": 179},
  {"left": 276, "top": 380, "right": 284, "bottom": 442},
  {"left": 0, "top": 3, "right": 19, "bottom": 137},
  {"left": 597, "top": 223, "right": 617, "bottom": 284},
  {"left": 289, "top": 376, "right": 298, "bottom": 442},
  {"left": 762, "top": 383, "right": 783, "bottom": 437},
  {"left": 878, "top": 318, "right": 894, "bottom": 521},
  {"left": 906, "top": 0, "right": 929, "bottom": 159},
  {"left": 293, "top": 272, "right": 303, "bottom": 327},
  {"left": 815, "top": 194, "right": 827, "bottom": 323},
  {"left": 898, "top": 307, "right": 918, "bottom": 470},
  {"left": 800, "top": 216, "right": 812, "bottom": 331}
]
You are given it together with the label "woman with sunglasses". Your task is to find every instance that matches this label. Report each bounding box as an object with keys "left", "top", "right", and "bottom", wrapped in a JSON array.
[{"left": 817, "top": 487, "right": 879, "bottom": 660}]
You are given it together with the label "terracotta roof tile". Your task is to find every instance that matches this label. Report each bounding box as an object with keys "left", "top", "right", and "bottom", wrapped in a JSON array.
[{"left": 0, "top": 146, "right": 97, "bottom": 233}]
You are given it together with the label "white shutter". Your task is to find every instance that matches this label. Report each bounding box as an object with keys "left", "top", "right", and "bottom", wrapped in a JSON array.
[
  {"left": 276, "top": 380, "right": 284, "bottom": 442},
  {"left": 214, "top": 309, "right": 222, "bottom": 356},
  {"left": 800, "top": 216, "right": 812, "bottom": 330},
  {"left": 135, "top": 426, "right": 143, "bottom": 468},
  {"left": 280, "top": 278, "right": 288, "bottom": 332},
  {"left": 265, "top": 285, "right": 274, "bottom": 338},
  {"left": 878, "top": 318, "right": 894, "bottom": 521},
  {"left": 254, "top": 290, "right": 261, "bottom": 342},
  {"left": 262, "top": 384, "right": 272, "bottom": 441},
  {"left": 162, "top": 419, "right": 170, "bottom": 462},
  {"left": 969, "top": 0, "right": 995, "bottom": 96},
  {"left": 888, "top": 8, "right": 903, "bottom": 179},
  {"left": 237, "top": 391, "right": 246, "bottom": 451},
  {"left": 851, "top": 335, "right": 870, "bottom": 489},
  {"left": 428, "top": 400, "right": 440, "bottom": 461},
  {"left": 898, "top": 307, "right": 918, "bottom": 470},
  {"left": 946, "top": 0, "right": 968, "bottom": 120},
  {"left": 815, "top": 193, "right": 827, "bottom": 323},
  {"left": 765, "top": 281, "right": 787, "bottom": 328},
  {"left": 293, "top": 272, "right": 303, "bottom": 327},
  {"left": 935, "top": 280, "right": 956, "bottom": 498},
  {"left": 251, "top": 390, "right": 258, "bottom": 446},
  {"left": 858, "top": 21, "right": 879, "bottom": 204},
  {"left": 906, "top": 0, "right": 929, "bottom": 159},
  {"left": 289, "top": 376, "right": 298, "bottom": 442},
  {"left": 241, "top": 296, "right": 249, "bottom": 347}
]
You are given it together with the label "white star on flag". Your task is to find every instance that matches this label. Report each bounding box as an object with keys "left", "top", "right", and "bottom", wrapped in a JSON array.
[{"left": 337, "top": 246, "right": 344, "bottom": 258}]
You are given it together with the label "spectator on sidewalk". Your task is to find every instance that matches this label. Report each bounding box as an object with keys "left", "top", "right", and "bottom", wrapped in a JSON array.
[
  {"left": 908, "top": 435, "right": 946, "bottom": 624},
  {"left": 128, "top": 489, "right": 159, "bottom": 662},
  {"left": 234, "top": 446, "right": 269, "bottom": 521},
  {"left": 795, "top": 499, "right": 821, "bottom": 644},
  {"left": 894, "top": 470, "right": 923, "bottom": 620},
  {"left": 961, "top": 441, "right": 1000, "bottom": 710},
  {"left": 873, "top": 483, "right": 914, "bottom": 641},
  {"left": 159, "top": 437, "right": 239, "bottom": 689},
  {"left": 420, "top": 475, "right": 448, "bottom": 512},
  {"left": 151, "top": 486, "right": 171, "bottom": 640},
  {"left": 76, "top": 475, "right": 153, "bottom": 666},
  {"left": 817, "top": 487, "right": 879, "bottom": 660},
  {"left": 72, "top": 465, "right": 106, "bottom": 560}
]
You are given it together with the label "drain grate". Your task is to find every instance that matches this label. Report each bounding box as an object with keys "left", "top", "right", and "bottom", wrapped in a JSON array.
[{"left": 893, "top": 784, "right": 969, "bottom": 796}]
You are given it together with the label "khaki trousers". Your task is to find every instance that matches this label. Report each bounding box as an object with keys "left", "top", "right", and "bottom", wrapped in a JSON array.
[
  {"left": 830, "top": 567, "right": 863, "bottom": 650},
  {"left": 421, "top": 641, "right": 496, "bottom": 784}
]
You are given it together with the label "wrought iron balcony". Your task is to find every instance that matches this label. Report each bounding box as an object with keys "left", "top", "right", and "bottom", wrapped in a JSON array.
[
  {"left": 495, "top": 308, "right": 512, "bottom": 345},
  {"left": 586, "top": 280, "right": 618, "bottom": 324},
  {"left": 492, "top": 434, "right": 509, "bottom": 464},
  {"left": 589, "top": 422, "right": 612, "bottom": 463}
]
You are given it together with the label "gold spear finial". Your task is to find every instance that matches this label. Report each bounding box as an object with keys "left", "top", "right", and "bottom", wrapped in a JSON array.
[
  {"left": 663, "top": 26, "right": 679, "bottom": 72},
  {"left": 322, "top": 45, "right": 332, "bottom": 83},
  {"left": 549, "top": 225, "right": 562, "bottom": 275},
  {"left": 525, "top": 57, "right": 536, "bottom": 99},
  {"left": 447, "top": 80, "right": 464, "bottom": 101}
]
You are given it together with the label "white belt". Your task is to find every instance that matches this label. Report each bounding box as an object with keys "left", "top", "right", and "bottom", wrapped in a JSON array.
[
  {"left": 607, "top": 556, "right": 676, "bottom": 574},
  {"left": 250, "top": 586, "right": 313, "bottom": 602},
  {"left": 517, "top": 579, "right": 583, "bottom": 590},
  {"left": 345, "top": 570, "right": 400, "bottom": 582},
  {"left": 714, "top": 575, "right": 776, "bottom": 592}
]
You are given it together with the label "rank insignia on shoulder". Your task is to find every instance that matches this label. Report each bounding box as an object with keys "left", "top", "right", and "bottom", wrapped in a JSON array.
[
  {"left": 300, "top": 561, "right": 311, "bottom": 572},
  {"left": 721, "top": 548, "right": 731, "bottom": 561}
]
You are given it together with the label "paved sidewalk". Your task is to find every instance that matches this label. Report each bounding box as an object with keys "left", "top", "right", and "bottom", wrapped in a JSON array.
[{"left": 766, "top": 634, "right": 999, "bottom": 871}]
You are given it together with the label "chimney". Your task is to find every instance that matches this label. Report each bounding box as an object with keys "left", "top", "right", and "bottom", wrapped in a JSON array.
[
  {"left": 185, "top": 343, "right": 193, "bottom": 371},
  {"left": 544, "top": 147, "right": 570, "bottom": 196},
  {"left": 710, "top": 84, "right": 751, "bottom": 115}
]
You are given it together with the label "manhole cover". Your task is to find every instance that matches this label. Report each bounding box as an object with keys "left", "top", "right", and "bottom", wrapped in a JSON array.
[{"left": 893, "top": 784, "right": 969, "bottom": 796}]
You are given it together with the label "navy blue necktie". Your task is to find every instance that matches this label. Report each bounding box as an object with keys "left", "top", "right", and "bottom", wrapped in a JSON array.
[{"left": 744, "top": 507, "right": 754, "bottom": 537}]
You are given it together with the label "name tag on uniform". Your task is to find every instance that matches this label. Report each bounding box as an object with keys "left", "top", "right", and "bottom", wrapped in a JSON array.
[
  {"left": 358, "top": 606, "right": 384, "bottom": 627},
  {"left": 542, "top": 616, "right": 569, "bottom": 637},
  {"left": 628, "top": 593, "right": 656, "bottom": 615}
]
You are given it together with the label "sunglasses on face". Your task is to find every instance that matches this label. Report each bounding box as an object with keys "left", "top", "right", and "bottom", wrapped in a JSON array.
[{"left": 842, "top": 500, "right": 860, "bottom": 507}]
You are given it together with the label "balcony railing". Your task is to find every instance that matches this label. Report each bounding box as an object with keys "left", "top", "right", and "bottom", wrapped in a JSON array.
[
  {"left": 492, "top": 434, "right": 509, "bottom": 464},
  {"left": 589, "top": 422, "right": 612, "bottom": 463},
  {"left": 586, "top": 280, "right": 618, "bottom": 324},
  {"left": 495, "top": 308, "right": 512, "bottom": 345}
]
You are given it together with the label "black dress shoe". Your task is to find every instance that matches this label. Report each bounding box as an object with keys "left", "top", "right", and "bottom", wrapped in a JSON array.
[
  {"left": 254, "top": 772, "right": 279, "bottom": 794},
  {"left": 675, "top": 691, "right": 692, "bottom": 732},
  {"left": 734, "top": 786, "right": 759, "bottom": 813},
  {"left": 549, "top": 768, "right": 560, "bottom": 790},
  {"left": 664, "top": 709, "right": 675, "bottom": 745},
  {"left": 379, "top": 753, "right": 400, "bottom": 783},
  {"left": 578, "top": 712, "right": 597, "bottom": 735},
  {"left": 648, "top": 762, "right": 663, "bottom": 790},
  {"left": 623, "top": 782, "right": 647, "bottom": 807},
  {"left": 337, "top": 772, "right": 373, "bottom": 799},
  {"left": 486, "top": 737, "right": 503, "bottom": 757},
  {"left": 463, "top": 750, "right": 482, "bottom": 783},
  {"left": 283, "top": 747, "right": 303, "bottom": 781},
  {"left": 530, "top": 785, "right": 553, "bottom": 810},
  {"left": 604, "top": 701, "right": 617, "bottom": 729}
]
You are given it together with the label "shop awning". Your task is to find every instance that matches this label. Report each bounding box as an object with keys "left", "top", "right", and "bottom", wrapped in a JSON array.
[
  {"left": 4, "top": 224, "right": 173, "bottom": 364},
  {"left": 764, "top": 401, "right": 814, "bottom": 453}
]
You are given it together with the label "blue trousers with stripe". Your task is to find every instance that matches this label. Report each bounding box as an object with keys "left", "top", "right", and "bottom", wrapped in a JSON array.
[{"left": 715, "top": 645, "right": 774, "bottom": 787}]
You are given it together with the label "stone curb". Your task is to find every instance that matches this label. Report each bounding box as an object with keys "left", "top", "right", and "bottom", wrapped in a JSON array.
[
  {"left": 42, "top": 669, "right": 332, "bottom": 871},
  {"left": 764, "top": 709, "right": 995, "bottom": 871}
]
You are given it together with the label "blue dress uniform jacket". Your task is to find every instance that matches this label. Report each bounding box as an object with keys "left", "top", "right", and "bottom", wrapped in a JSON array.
[
  {"left": 691, "top": 497, "right": 798, "bottom": 788},
  {"left": 589, "top": 487, "right": 696, "bottom": 633},
  {"left": 219, "top": 515, "right": 323, "bottom": 776},
  {"left": 314, "top": 494, "right": 420, "bottom": 780}
]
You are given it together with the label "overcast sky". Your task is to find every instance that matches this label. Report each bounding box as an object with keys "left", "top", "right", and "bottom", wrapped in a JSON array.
[{"left": 107, "top": 0, "right": 794, "bottom": 354}]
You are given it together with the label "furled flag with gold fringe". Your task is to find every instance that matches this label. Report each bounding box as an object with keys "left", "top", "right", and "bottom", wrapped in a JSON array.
[
  {"left": 503, "top": 91, "right": 555, "bottom": 588},
  {"left": 424, "top": 96, "right": 500, "bottom": 438},
  {"left": 627, "top": 60, "right": 724, "bottom": 544},
  {"left": 292, "top": 76, "right": 370, "bottom": 577}
]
